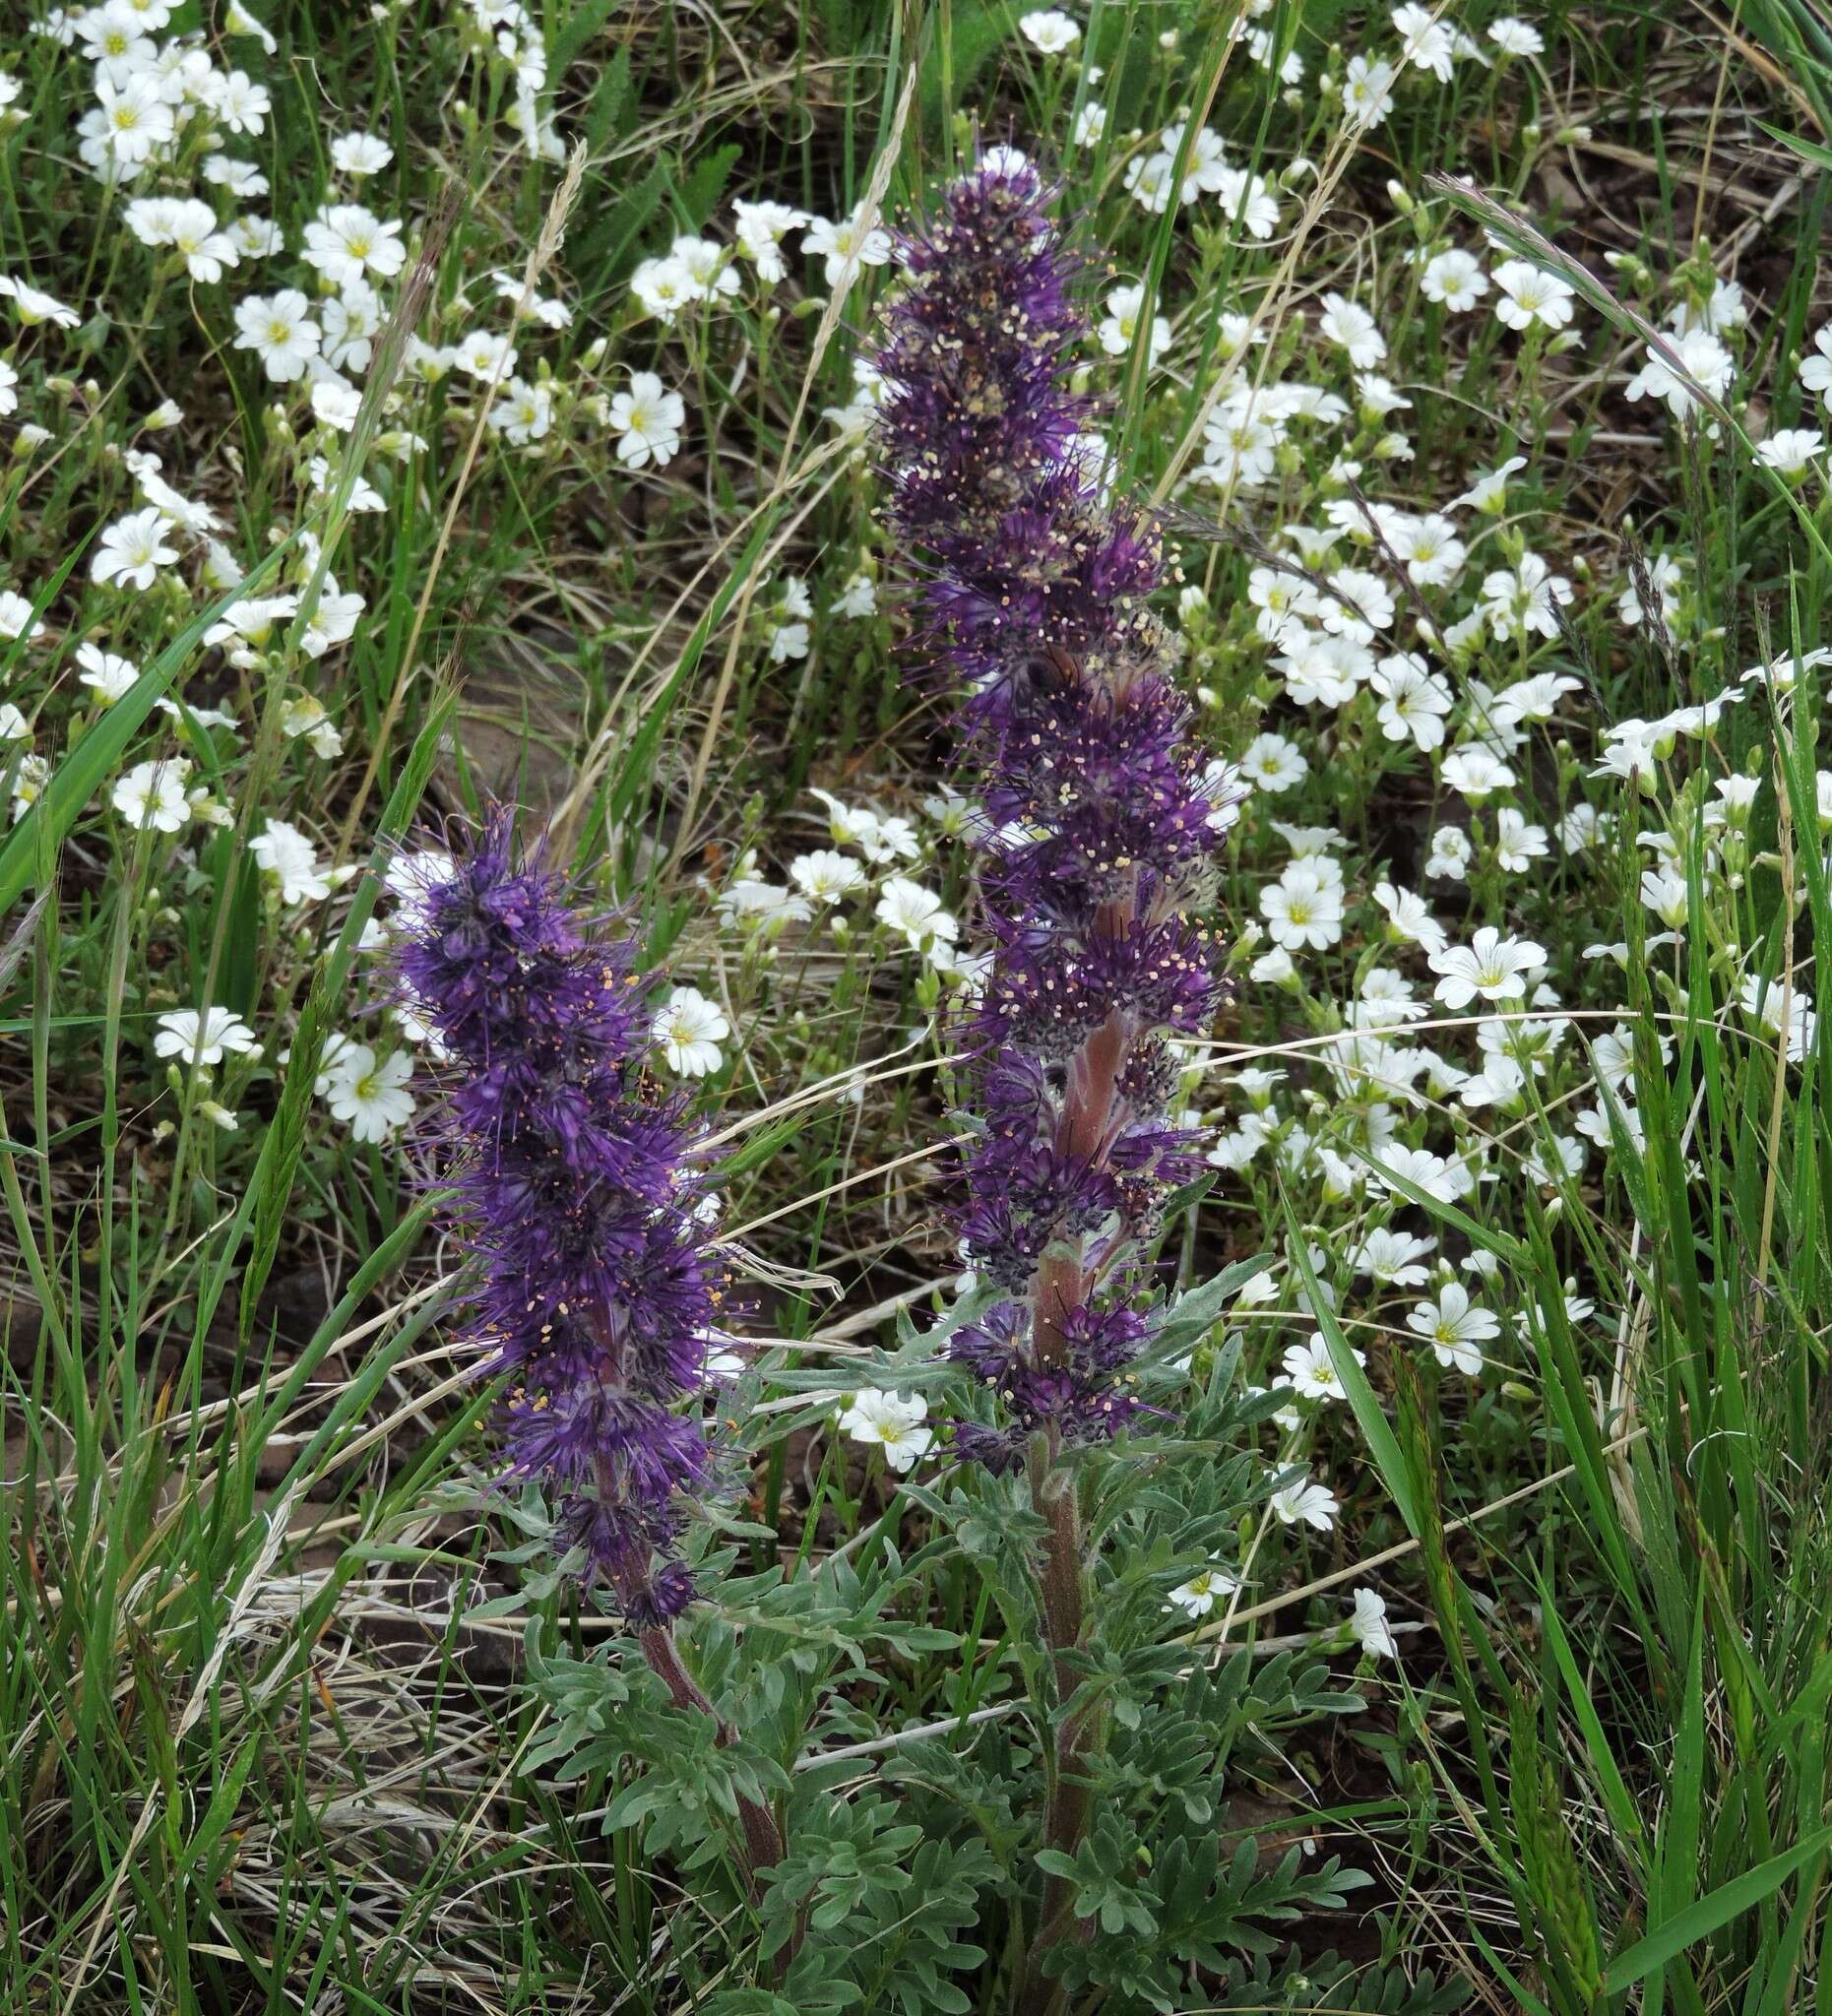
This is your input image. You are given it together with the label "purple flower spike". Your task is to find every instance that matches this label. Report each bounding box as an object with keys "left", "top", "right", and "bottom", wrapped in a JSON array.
[
  {"left": 876, "top": 155, "right": 1245, "bottom": 1455},
  {"left": 396, "top": 812, "right": 734, "bottom": 1627}
]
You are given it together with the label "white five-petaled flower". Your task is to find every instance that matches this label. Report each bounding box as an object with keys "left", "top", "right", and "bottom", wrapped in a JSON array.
[
  {"left": 833, "top": 572, "right": 877, "bottom": 618},
  {"left": 1349, "top": 1587, "right": 1398, "bottom": 1659},
  {"left": 1259, "top": 861, "right": 1344, "bottom": 950},
  {"left": 302, "top": 204, "right": 407, "bottom": 286},
  {"left": 453, "top": 328, "right": 517, "bottom": 380},
  {"left": 322, "top": 1043, "right": 416, "bottom": 1143},
  {"left": 1370, "top": 1138, "right": 1479, "bottom": 1202},
  {"left": 155, "top": 1005, "right": 260, "bottom": 1066},
  {"left": 1425, "top": 825, "right": 1473, "bottom": 881},
  {"left": 79, "top": 5, "right": 155, "bottom": 74},
  {"left": 1429, "top": 927, "right": 1548, "bottom": 1008},
  {"left": 1488, "top": 16, "right": 1545, "bottom": 54},
  {"left": 96, "top": 72, "right": 175, "bottom": 163},
  {"left": 653, "top": 985, "right": 730, "bottom": 1077},
  {"left": 1098, "top": 282, "right": 1170, "bottom": 366},
  {"left": 490, "top": 283, "right": 569, "bottom": 335},
  {"left": 732, "top": 198, "right": 811, "bottom": 283},
  {"left": 1370, "top": 654, "right": 1453, "bottom": 750},
  {"left": 301, "top": 586, "right": 365, "bottom": 659},
  {"left": 1392, "top": 1, "right": 1455, "bottom": 78},
  {"left": 1318, "top": 292, "right": 1385, "bottom": 368},
  {"left": 1238, "top": 731, "right": 1306, "bottom": 793},
  {"left": 1623, "top": 328, "right": 1734, "bottom": 421},
  {"left": 1353, "top": 1227, "right": 1438, "bottom": 1286},
  {"left": 251, "top": 819, "right": 333, "bottom": 904},
  {"left": 1280, "top": 1335, "right": 1363, "bottom": 1405},
  {"left": 1440, "top": 744, "right": 1516, "bottom": 801},
  {"left": 9, "top": 755, "right": 49, "bottom": 822},
  {"left": 92, "top": 508, "right": 178, "bottom": 590},
  {"left": 232, "top": 289, "right": 322, "bottom": 382},
  {"left": 876, "top": 876, "right": 958, "bottom": 952},
  {"left": 0, "top": 276, "right": 81, "bottom": 330},
  {"left": 1166, "top": 1560, "right": 1241, "bottom": 1618},
  {"left": 669, "top": 233, "right": 740, "bottom": 303},
  {"left": 1756, "top": 427, "right": 1824, "bottom": 474},
  {"left": 1272, "top": 1474, "right": 1341, "bottom": 1531},
  {"left": 215, "top": 69, "right": 272, "bottom": 135},
  {"left": 629, "top": 255, "right": 697, "bottom": 324},
  {"left": 719, "top": 877, "right": 812, "bottom": 935},
  {"left": 1738, "top": 972, "right": 1817, "bottom": 1064},
  {"left": 837, "top": 1388, "right": 932, "bottom": 1473},
  {"left": 801, "top": 208, "right": 892, "bottom": 289},
  {"left": 1394, "top": 514, "right": 1467, "bottom": 587},
  {"left": 1373, "top": 880, "right": 1448, "bottom": 956},
  {"left": 768, "top": 616, "right": 810, "bottom": 663},
  {"left": 1018, "top": 8, "right": 1080, "bottom": 53},
  {"left": 126, "top": 198, "right": 241, "bottom": 284},
  {"left": 1451, "top": 454, "right": 1529, "bottom": 515},
  {"left": 1405, "top": 1283, "right": 1499, "bottom": 1374},
  {"left": 1800, "top": 325, "right": 1832, "bottom": 412},
  {"left": 1479, "top": 551, "right": 1573, "bottom": 640},
  {"left": 489, "top": 378, "right": 552, "bottom": 445},
  {"left": 1341, "top": 54, "right": 1397, "bottom": 128},
  {"left": 1421, "top": 248, "right": 1489, "bottom": 312},
  {"left": 609, "top": 371, "right": 686, "bottom": 469},
  {"left": 1491, "top": 260, "right": 1576, "bottom": 333},
  {"left": 811, "top": 788, "right": 921, "bottom": 863},
  {"left": 311, "top": 380, "right": 361, "bottom": 432},
  {"left": 790, "top": 849, "right": 867, "bottom": 906},
  {"left": 1493, "top": 807, "right": 1549, "bottom": 873},
  {"left": 112, "top": 756, "right": 191, "bottom": 832},
  {"left": 332, "top": 131, "right": 394, "bottom": 177},
  {"left": 205, "top": 157, "right": 270, "bottom": 201},
  {"left": 0, "top": 592, "right": 41, "bottom": 642},
  {"left": 382, "top": 847, "right": 456, "bottom": 933}
]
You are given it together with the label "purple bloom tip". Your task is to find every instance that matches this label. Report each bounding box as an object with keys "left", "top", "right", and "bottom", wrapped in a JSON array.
[
  {"left": 394, "top": 809, "right": 733, "bottom": 1623},
  {"left": 875, "top": 158, "right": 1235, "bottom": 1464}
]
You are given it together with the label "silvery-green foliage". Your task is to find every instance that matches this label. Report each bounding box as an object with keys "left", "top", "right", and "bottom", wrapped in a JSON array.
[{"left": 511, "top": 1299, "right": 1436, "bottom": 2013}]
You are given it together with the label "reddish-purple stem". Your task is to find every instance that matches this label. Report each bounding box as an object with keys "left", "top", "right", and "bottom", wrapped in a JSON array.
[
  {"left": 1021, "top": 892, "right": 1137, "bottom": 2012},
  {"left": 637, "top": 1625, "right": 787, "bottom": 1900}
]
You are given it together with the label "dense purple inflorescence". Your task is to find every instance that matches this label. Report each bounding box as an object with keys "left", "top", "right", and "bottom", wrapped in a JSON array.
[
  {"left": 396, "top": 816, "right": 730, "bottom": 1625},
  {"left": 875, "top": 155, "right": 1243, "bottom": 1471}
]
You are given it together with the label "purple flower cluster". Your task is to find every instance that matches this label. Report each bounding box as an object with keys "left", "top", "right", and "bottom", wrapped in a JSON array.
[
  {"left": 396, "top": 816, "right": 730, "bottom": 1625},
  {"left": 876, "top": 156, "right": 1243, "bottom": 1471}
]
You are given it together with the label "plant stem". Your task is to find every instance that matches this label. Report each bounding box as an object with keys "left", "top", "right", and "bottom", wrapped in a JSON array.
[
  {"left": 1021, "top": 971, "right": 1134, "bottom": 2009},
  {"left": 637, "top": 1623, "right": 788, "bottom": 1899}
]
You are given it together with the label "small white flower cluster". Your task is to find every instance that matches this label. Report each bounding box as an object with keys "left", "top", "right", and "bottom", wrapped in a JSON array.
[
  {"left": 1122, "top": 118, "right": 1282, "bottom": 238},
  {"left": 714, "top": 785, "right": 975, "bottom": 984},
  {"left": 450, "top": 0, "right": 564, "bottom": 160},
  {"left": 629, "top": 207, "right": 891, "bottom": 323},
  {"left": 1151, "top": 212, "right": 1817, "bottom": 1585},
  {"left": 0, "top": 0, "right": 743, "bottom": 1205}
]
